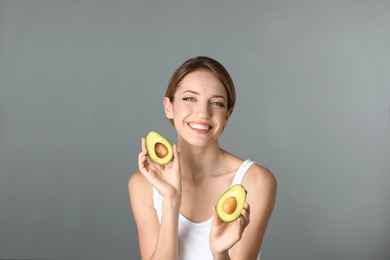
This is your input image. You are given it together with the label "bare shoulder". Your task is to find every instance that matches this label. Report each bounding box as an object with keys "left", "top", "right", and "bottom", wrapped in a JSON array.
[
  {"left": 129, "top": 171, "right": 143, "bottom": 193},
  {"left": 128, "top": 171, "right": 153, "bottom": 208},
  {"left": 128, "top": 170, "right": 147, "bottom": 189},
  {"left": 245, "top": 163, "right": 276, "bottom": 188},
  {"left": 242, "top": 163, "right": 277, "bottom": 203}
]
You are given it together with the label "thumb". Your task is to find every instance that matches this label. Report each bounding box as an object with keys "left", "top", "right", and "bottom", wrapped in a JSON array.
[
  {"left": 212, "top": 205, "right": 222, "bottom": 225},
  {"left": 172, "top": 144, "right": 180, "bottom": 170}
]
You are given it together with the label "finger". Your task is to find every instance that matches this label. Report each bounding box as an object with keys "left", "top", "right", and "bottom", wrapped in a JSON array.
[
  {"left": 139, "top": 138, "right": 149, "bottom": 164},
  {"left": 212, "top": 206, "right": 222, "bottom": 225},
  {"left": 138, "top": 153, "right": 151, "bottom": 176},
  {"left": 138, "top": 143, "right": 155, "bottom": 176},
  {"left": 172, "top": 144, "right": 180, "bottom": 170},
  {"left": 241, "top": 202, "right": 250, "bottom": 226},
  {"left": 243, "top": 202, "right": 250, "bottom": 214},
  {"left": 145, "top": 157, "right": 163, "bottom": 174},
  {"left": 141, "top": 137, "right": 147, "bottom": 154},
  {"left": 138, "top": 150, "right": 146, "bottom": 168}
]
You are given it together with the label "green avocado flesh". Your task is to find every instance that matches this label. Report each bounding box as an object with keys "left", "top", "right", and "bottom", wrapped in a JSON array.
[
  {"left": 216, "top": 184, "right": 247, "bottom": 222},
  {"left": 146, "top": 131, "right": 173, "bottom": 165}
]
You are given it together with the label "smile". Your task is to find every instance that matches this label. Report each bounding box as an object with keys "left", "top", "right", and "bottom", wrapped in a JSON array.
[{"left": 188, "top": 122, "right": 212, "bottom": 131}]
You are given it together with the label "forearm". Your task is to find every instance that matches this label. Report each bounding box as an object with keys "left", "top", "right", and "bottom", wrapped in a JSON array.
[{"left": 149, "top": 199, "right": 181, "bottom": 260}]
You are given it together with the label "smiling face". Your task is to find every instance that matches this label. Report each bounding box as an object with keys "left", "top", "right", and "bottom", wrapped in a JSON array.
[{"left": 164, "top": 70, "right": 233, "bottom": 147}]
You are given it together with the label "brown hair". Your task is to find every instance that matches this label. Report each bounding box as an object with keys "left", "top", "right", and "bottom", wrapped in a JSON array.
[{"left": 165, "top": 56, "right": 236, "bottom": 114}]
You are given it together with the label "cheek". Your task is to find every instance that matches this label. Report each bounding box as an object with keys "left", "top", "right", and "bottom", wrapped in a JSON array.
[
  {"left": 217, "top": 109, "right": 229, "bottom": 119},
  {"left": 171, "top": 105, "right": 187, "bottom": 121},
  {"left": 173, "top": 102, "right": 191, "bottom": 114}
]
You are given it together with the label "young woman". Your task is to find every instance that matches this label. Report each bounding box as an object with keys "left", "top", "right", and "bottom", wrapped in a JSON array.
[{"left": 129, "top": 56, "right": 277, "bottom": 260}]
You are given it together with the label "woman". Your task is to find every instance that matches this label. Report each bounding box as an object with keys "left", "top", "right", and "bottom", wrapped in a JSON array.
[{"left": 129, "top": 56, "right": 277, "bottom": 260}]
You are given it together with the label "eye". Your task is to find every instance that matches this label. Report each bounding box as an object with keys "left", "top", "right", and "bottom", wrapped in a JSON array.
[
  {"left": 183, "top": 97, "right": 196, "bottom": 101},
  {"left": 211, "top": 101, "right": 226, "bottom": 107}
]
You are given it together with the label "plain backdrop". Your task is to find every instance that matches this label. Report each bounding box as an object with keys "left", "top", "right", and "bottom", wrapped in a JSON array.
[{"left": 0, "top": 1, "right": 389, "bottom": 259}]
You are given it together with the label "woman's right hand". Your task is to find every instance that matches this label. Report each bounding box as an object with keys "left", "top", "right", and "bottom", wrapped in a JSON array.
[{"left": 138, "top": 137, "right": 181, "bottom": 203}]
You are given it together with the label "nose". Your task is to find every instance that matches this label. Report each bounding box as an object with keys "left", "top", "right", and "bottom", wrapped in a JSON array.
[{"left": 196, "top": 102, "right": 211, "bottom": 118}]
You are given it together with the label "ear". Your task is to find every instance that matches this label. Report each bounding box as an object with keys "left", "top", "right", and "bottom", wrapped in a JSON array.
[
  {"left": 163, "top": 97, "right": 174, "bottom": 119},
  {"left": 225, "top": 107, "right": 233, "bottom": 120},
  {"left": 223, "top": 107, "right": 234, "bottom": 126}
]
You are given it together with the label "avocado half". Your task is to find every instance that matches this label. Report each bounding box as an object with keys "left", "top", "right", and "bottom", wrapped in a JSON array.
[
  {"left": 216, "top": 184, "right": 247, "bottom": 222},
  {"left": 145, "top": 131, "right": 173, "bottom": 166}
]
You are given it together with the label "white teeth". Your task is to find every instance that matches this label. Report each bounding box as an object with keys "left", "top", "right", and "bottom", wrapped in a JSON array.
[{"left": 190, "top": 123, "right": 210, "bottom": 130}]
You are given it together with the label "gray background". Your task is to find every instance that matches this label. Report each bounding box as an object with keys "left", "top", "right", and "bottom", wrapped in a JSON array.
[{"left": 0, "top": 1, "right": 389, "bottom": 259}]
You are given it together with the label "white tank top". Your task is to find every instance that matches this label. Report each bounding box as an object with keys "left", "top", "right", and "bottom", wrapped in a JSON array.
[{"left": 153, "top": 159, "right": 261, "bottom": 260}]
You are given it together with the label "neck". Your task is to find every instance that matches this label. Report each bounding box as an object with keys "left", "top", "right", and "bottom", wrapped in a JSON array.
[{"left": 178, "top": 139, "right": 225, "bottom": 181}]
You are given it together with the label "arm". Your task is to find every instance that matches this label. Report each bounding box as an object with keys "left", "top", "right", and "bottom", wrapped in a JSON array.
[
  {"left": 128, "top": 138, "right": 181, "bottom": 260},
  {"left": 209, "top": 164, "right": 277, "bottom": 260},
  {"left": 230, "top": 164, "right": 277, "bottom": 259},
  {"left": 129, "top": 172, "right": 180, "bottom": 260}
]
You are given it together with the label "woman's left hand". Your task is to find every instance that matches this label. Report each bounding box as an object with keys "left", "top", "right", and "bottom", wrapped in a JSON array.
[{"left": 209, "top": 202, "right": 251, "bottom": 257}]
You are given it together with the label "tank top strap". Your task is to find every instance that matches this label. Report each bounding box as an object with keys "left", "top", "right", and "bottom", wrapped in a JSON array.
[
  {"left": 154, "top": 160, "right": 255, "bottom": 222},
  {"left": 231, "top": 159, "right": 255, "bottom": 186},
  {"left": 153, "top": 187, "right": 163, "bottom": 223}
]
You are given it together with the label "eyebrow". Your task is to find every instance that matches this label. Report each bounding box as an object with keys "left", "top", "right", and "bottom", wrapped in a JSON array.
[{"left": 181, "top": 90, "right": 227, "bottom": 100}]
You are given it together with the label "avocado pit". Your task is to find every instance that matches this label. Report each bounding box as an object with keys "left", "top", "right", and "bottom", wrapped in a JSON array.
[
  {"left": 216, "top": 184, "right": 247, "bottom": 222},
  {"left": 145, "top": 131, "right": 173, "bottom": 165},
  {"left": 221, "top": 196, "right": 237, "bottom": 214},
  {"left": 155, "top": 142, "right": 168, "bottom": 158}
]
